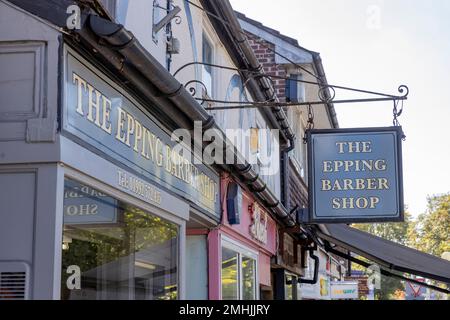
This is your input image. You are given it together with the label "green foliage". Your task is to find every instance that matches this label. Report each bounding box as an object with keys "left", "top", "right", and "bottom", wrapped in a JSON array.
[
  {"left": 61, "top": 205, "right": 179, "bottom": 300},
  {"left": 350, "top": 194, "right": 450, "bottom": 300},
  {"left": 352, "top": 211, "right": 412, "bottom": 245},
  {"left": 408, "top": 194, "right": 450, "bottom": 257},
  {"left": 352, "top": 214, "right": 412, "bottom": 299}
]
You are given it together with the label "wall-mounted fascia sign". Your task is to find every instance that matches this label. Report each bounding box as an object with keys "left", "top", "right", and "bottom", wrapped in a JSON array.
[
  {"left": 62, "top": 46, "right": 219, "bottom": 218},
  {"left": 249, "top": 203, "right": 268, "bottom": 244},
  {"left": 330, "top": 281, "right": 359, "bottom": 300},
  {"left": 307, "top": 127, "right": 404, "bottom": 223}
]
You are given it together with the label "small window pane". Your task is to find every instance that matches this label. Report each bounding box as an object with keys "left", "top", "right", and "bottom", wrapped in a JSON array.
[
  {"left": 285, "top": 274, "right": 293, "bottom": 300},
  {"left": 242, "top": 256, "right": 256, "bottom": 300},
  {"left": 202, "top": 35, "right": 213, "bottom": 96},
  {"left": 221, "top": 247, "right": 239, "bottom": 300}
]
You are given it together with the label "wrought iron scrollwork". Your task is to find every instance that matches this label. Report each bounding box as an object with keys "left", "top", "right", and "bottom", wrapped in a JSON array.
[
  {"left": 393, "top": 85, "right": 409, "bottom": 124},
  {"left": 397, "top": 85, "right": 409, "bottom": 98},
  {"left": 303, "top": 104, "right": 315, "bottom": 144},
  {"left": 391, "top": 85, "right": 408, "bottom": 140},
  {"left": 173, "top": 60, "right": 410, "bottom": 134},
  {"left": 174, "top": 15, "right": 182, "bottom": 25},
  {"left": 318, "top": 85, "right": 336, "bottom": 103},
  {"left": 183, "top": 80, "right": 209, "bottom": 104}
]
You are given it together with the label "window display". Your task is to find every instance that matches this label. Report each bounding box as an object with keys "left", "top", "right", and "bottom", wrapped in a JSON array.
[
  {"left": 61, "top": 179, "right": 179, "bottom": 300},
  {"left": 221, "top": 240, "right": 257, "bottom": 300}
]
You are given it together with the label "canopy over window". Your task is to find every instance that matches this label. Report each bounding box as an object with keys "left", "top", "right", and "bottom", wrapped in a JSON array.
[{"left": 315, "top": 224, "right": 450, "bottom": 284}]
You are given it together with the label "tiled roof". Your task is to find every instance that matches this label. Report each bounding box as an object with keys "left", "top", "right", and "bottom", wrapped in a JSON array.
[{"left": 235, "top": 10, "right": 318, "bottom": 54}]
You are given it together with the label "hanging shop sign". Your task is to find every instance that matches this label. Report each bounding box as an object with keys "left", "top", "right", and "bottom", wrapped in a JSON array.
[
  {"left": 307, "top": 127, "right": 404, "bottom": 223},
  {"left": 62, "top": 48, "right": 219, "bottom": 218},
  {"left": 330, "top": 281, "right": 359, "bottom": 300}
]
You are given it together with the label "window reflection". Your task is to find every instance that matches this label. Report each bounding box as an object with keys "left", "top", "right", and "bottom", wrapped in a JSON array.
[
  {"left": 221, "top": 247, "right": 238, "bottom": 300},
  {"left": 61, "top": 179, "right": 179, "bottom": 300},
  {"left": 242, "top": 256, "right": 255, "bottom": 300},
  {"left": 221, "top": 243, "right": 257, "bottom": 300},
  {"left": 285, "top": 274, "right": 293, "bottom": 300}
]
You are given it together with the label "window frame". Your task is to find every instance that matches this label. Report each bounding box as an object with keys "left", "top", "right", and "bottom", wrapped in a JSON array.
[
  {"left": 286, "top": 73, "right": 305, "bottom": 103},
  {"left": 201, "top": 28, "right": 216, "bottom": 99},
  {"left": 289, "top": 107, "right": 308, "bottom": 180},
  {"left": 220, "top": 235, "right": 259, "bottom": 300},
  {"left": 60, "top": 167, "right": 185, "bottom": 299}
]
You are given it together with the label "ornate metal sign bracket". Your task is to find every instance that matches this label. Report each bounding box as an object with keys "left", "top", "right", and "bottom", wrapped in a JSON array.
[{"left": 172, "top": 61, "right": 409, "bottom": 110}]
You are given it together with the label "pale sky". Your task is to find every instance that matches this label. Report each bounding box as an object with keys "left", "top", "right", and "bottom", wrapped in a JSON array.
[{"left": 230, "top": 0, "right": 450, "bottom": 217}]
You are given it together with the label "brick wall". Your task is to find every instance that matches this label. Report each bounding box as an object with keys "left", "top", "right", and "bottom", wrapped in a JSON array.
[
  {"left": 245, "top": 31, "right": 287, "bottom": 103},
  {"left": 246, "top": 31, "right": 311, "bottom": 213}
]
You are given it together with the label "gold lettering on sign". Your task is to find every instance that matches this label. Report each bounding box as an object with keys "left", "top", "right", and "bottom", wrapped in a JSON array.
[
  {"left": 117, "top": 170, "right": 162, "bottom": 205},
  {"left": 71, "top": 72, "right": 217, "bottom": 211},
  {"left": 73, "top": 73, "right": 86, "bottom": 116},
  {"left": 321, "top": 139, "right": 391, "bottom": 211}
]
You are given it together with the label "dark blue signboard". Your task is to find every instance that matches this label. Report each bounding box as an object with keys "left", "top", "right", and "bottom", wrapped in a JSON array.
[
  {"left": 62, "top": 48, "right": 219, "bottom": 219},
  {"left": 307, "top": 127, "right": 404, "bottom": 223},
  {"left": 226, "top": 182, "right": 242, "bottom": 225}
]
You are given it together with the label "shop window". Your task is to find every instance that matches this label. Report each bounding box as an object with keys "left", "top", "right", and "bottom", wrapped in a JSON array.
[
  {"left": 221, "top": 247, "right": 239, "bottom": 300},
  {"left": 61, "top": 179, "right": 179, "bottom": 300},
  {"left": 242, "top": 256, "right": 256, "bottom": 300},
  {"left": 221, "top": 239, "right": 258, "bottom": 300},
  {"left": 285, "top": 274, "right": 294, "bottom": 300},
  {"left": 284, "top": 273, "right": 298, "bottom": 300}
]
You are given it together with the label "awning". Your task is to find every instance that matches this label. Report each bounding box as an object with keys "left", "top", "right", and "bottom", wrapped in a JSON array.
[{"left": 315, "top": 224, "right": 450, "bottom": 284}]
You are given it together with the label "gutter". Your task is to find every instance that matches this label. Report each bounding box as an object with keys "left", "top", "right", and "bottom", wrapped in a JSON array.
[
  {"left": 298, "top": 243, "right": 319, "bottom": 284},
  {"left": 206, "top": 0, "right": 297, "bottom": 211},
  {"left": 312, "top": 53, "right": 339, "bottom": 129},
  {"left": 75, "top": 14, "right": 296, "bottom": 227}
]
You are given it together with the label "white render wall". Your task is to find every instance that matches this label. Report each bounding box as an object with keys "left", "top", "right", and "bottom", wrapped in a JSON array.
[{"left": 118, "top": 0, "right": 281, "bottom": 198}]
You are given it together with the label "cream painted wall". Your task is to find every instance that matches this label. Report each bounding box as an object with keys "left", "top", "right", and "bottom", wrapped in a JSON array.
[
  {"left": 112, "top": 0, "right": 281, "bottom": 197},
  {"left": 119, "top": 0, "right": 167, "bottom": 65},
  {"left": 285, "top": 64, "right": 334, "bottom": 183}
]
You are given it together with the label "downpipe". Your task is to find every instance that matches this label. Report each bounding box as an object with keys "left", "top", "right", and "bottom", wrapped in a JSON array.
[{"left": 298, "top": 243, "right": 319, "bottom": 284}]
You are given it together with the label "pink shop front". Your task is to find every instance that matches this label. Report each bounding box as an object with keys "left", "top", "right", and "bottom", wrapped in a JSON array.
[{"left": 208, "top": 176, "right": 278, "bottom": 300}]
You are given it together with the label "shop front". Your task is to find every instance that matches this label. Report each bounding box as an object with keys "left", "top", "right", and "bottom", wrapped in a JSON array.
[
  {"left": 61, "top": 178, "right": 182, "bottom": 300},
  {"left": 271, "top": 232, "right": 305, "bottom": 300},
  {"left": 207, "top": 177, "right": 278, "bottom": 300},
  {"left": 57, "top": 45, "right": 220, "bottom": 300},
  {"left": 298, "top": 248, "right": 331, "bottom": 300}
]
